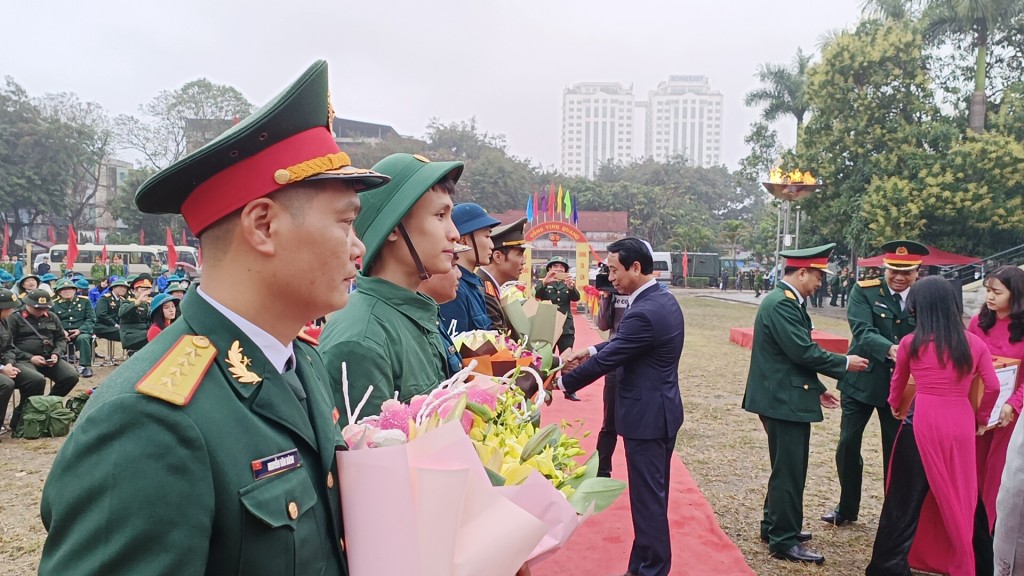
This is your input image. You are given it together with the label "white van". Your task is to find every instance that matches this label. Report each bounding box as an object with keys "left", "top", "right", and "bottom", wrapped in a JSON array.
[
  {"left": 651, "top": 251, "right": 672, "bottom": 283},
  {"left": 49, "top": 244, "right": 162, "bottom": 277}
]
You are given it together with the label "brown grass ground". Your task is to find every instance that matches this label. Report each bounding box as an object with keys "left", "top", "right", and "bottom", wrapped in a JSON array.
[{"left": 0, "top": 297, "right": 902, "bottom": 575}]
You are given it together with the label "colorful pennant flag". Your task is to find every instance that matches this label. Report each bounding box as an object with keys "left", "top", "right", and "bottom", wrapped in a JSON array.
[
  {"left": 165, "top": 227, "right": 178, "bottom": 269},
  {"left": 556, "top": 185, "right": 564, "bottom": 220},
  {"left": 101, "top": 244, "right": 107, "bottom": 262},
  {"left": 525, "top": 194, "right": 534, "bottom": 222},
  {"left": 1, "top": 222, "right": 8, "bottom": 260},
  {"left": 140, "top": 228, "right": 145, "bottom": 244},
  {"left": 532, "top": 189, "right": 539, "bottom": 223},
  {"left": 181, "top": 229, "right": 187, "bottom": 246},
  {"left": 548, "top": 182, "right": 555, "bottom": 218},
  {"left": 95, "top": 227, "right": 101, "bottom": 244},
  {"left": 563, "top": 189, "right": 572, "bottom": 219}
]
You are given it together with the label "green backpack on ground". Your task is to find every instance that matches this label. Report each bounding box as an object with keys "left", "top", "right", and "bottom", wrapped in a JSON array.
[
  {"left": 65, "top": 391, "right": 91, "bottom": 421},
  {"left": 13, "top": 396, "right": 76, "bottom": 439}
]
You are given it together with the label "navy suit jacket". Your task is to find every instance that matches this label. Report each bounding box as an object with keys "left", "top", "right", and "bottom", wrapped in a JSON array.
[{"left": 562, "top": 283, "right": 685, "bottom": 440}]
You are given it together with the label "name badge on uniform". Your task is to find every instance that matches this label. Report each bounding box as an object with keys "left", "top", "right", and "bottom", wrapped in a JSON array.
[{"left": 251, "top": 448, "right": 302, "bottom": 480}]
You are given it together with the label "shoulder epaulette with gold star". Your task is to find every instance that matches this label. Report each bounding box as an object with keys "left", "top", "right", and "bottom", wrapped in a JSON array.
[
  {"left": 783, "top": 290, "right": 797, "bottom": 300},
  {"left": 858, "top": 279, "right": 881, "bottom": 288},
  {"left": 136, "top": 335, "right": 217, "bottom": 406}
]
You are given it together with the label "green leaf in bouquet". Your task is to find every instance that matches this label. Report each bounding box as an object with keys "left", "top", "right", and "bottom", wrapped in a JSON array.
[
  {"left": 562, "top": 451, "right": 599, "bottom": 491},
  {"left": 520, "top": 423, "right": 563, "bottom": 462},
  {"left": 465, "top": 401, "right": 495, "bottom": 422},
  {"left": 567, "top": 477, "right": 628, "bottom": 515},
  {"left": 442, "top": 393, "right": 468, "bottom": 425},
  {"left": 485, "top": 467, "right": 507, "bottom": 487},
  {"left": 501, "top": 299, "right": 531, "bottom": 339}
]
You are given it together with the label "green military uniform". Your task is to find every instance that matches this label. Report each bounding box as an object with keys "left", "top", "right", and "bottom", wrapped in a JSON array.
[
  {"left": 119, "top": 275, "right": 153, "bottom": 351},
  {"left": 477, "top": 217, "right": 532, "bottom": 337},
  {"left": 39, "top": 60, "right": 389, "bottom": 576},
  {"left": 321, "top": 275, "right": 448, "bottom": 421},
  {"left": 0, "top": 288, "right": 45, "bottom": 432},
  {"left": 109, "top": 262, "right": 126, "bottom": 278},
  {"left": 7, "top": 290, "right": 79, "bottom": 398},
  {"left": 95, "top": 279, "right": 128, "bottom": 341},
  {"left": 90, "top": 262, "right": 108, "bottom": 283},
  {"left": 742, "top": 244, "right": 848, "bottom": 557},
  {"left": 319, "top": 152, "right": 463, "bottom": 425},
  {"left": 52, "top": 280, "right": 97, "bottom": 371},
  {"left": 534, "top": 256, "right": 581, "bottom": 352},
  {"left": 828, "top": 240, "right": 927, "bottom": 524}
]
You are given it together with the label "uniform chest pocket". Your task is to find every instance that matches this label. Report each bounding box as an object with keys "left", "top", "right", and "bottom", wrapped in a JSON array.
[
  {"left": 238, "top": 468, "right": 325, "bottom": 576},
  {"left": 790, "top": 377, "right": 826, "bottom": 415}
]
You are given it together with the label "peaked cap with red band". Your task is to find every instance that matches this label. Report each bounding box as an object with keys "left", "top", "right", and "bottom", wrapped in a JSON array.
[
  {"left": 781, "top": 242, "right": 836, "bottom": 274},
  {"left": 879, "top": 240, "right": 929, "bottom": 270},
  {"left": 134, "top": 60, "right": 390, "bottom": 234}
]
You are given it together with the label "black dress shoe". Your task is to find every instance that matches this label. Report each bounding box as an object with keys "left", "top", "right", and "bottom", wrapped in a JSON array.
[
  {"left": 760, "top": 531, "right": 812, "bottom": 544},
  {"left": 564, "top": 392, "right": 581, "bottom": 401},
  {"left": 820, "top": 510, "right": 855, "bottom": 526},
  {"left": 81, "top": 367, "right": 93, "bottom": 378},
  {"left": 771, "top": 543, "right": 825, "bottom": 564}
]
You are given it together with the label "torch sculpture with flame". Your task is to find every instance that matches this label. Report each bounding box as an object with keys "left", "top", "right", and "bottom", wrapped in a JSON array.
[{"left": 763, "top": 168, "right": 824, "bottom": 282}]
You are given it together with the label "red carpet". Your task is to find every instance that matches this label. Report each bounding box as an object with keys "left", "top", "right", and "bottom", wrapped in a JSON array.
[
  {"left": 729, "top": 326, "right": 849, "bottom": 355},
  {"left": 532, "top": 312, "right": 754, "bottom": 576}
]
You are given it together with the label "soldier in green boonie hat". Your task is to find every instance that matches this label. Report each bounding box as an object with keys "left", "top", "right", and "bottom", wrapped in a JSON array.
[
  {"left": 742, "top": 243, "right": 871, "bottom": 564},
  {"left": 39, "top": 60, "right": 386, "bottom": 576},
  {"left": 94, "top": 279, "right": 129, "bottom": 343},
  {"left": 536, "top": 254, "right": 582, "bottom": 399},
  {"left": 53, "top": 279, "right": 97, "bottom": 378},
  {"left": 320, "top": 152, "right": 463, "bottom": 425},
  {"left": 0, "top": 287, "right": 42, "bottom": 436}
]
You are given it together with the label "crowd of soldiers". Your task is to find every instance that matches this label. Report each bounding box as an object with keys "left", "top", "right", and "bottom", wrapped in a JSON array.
[{"left": 0, "top": 267, "right": 191, "bottom": 435}]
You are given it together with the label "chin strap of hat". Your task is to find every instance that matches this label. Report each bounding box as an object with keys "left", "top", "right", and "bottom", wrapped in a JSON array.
[
  {"left": 468, "top": 232, "right": 485, "bottom": 268},
  {"left": 397, "top": 223, "right": 431, "bottom": 281}
]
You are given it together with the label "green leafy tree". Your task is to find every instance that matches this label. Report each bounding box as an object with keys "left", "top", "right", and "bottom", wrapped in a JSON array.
[
  {"left": 718, "top": 220, "right": 752, "bottom": 269},
  {"left": 738, "top": 122, "right": 783, "bottom": 184},
  {"left": 744, "top": 48, "right": 814, "bottom": 143},
  {"left": 106, "top": 167, "right": 184, "bottom": 243},
  {"left": 798, "top": 19, "right": 946, "bottom": 254},
  {"left": 115, "top": 79, "right": 253, "bottom": 169}
]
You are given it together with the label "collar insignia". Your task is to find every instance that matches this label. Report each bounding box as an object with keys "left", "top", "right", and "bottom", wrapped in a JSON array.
[{"left": 227, "top": 340, "right": 262, "bottom": 384}]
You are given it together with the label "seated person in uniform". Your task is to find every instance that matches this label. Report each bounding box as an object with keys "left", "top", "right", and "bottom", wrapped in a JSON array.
[
  {"left": 118, "top": 275, "right": 153, "bottom": 353},
  {"left": 8, "top": 289, "right": 79, "bottom": 405},
  {"left": 52, "top": 280, "right": 96, "bottom": 378}
]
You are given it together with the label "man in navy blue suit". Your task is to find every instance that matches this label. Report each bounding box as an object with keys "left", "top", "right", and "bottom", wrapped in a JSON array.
[{"left": 556, "top": 237, "right": 685, "bottom": 576}]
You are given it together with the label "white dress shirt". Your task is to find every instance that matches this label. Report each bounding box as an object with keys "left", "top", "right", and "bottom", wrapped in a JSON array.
[{"left": 196, "top": 287, "right": 295, "bottom": 374}]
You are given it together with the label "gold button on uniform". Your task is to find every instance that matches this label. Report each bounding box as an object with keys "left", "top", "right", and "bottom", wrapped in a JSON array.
[
  {"left": 326, "top": 472, "right": 335, "bottom": 489},
  {"left": 287, "top": 501, "right": 299, "bottom": 520},
  {"left": 803, "top": 384, "right": 809, "bottom": 390},
  {"left": 339, "top": 538, "right": 346, "bottom": 552}
]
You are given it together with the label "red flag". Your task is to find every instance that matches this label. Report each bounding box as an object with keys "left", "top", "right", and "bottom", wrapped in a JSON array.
[
  {"left": 682, "top": 252, "right": 689, "bottom": 278},
  {"left": 548, "top": 182, "right": 555, "bottom": 218},
  {"left": 2, "top": 222, "right": 8, "bottom": 260},
  {"left": 165, "top": 227, "right": 178, "bottom": 269},
  {"left": 101, "top": 244, "right": 108, "bottom": 261},
  {"left": 95, "top": 227, "right": 101, "bottom": 244},
  {"left": 532, "top": 190, "right": 539, "bottom": 223},
  {"left": 48, "top": 226, "right": 55, "bottom": 244},
  {"left": 181, "top": 229, "right": 187, "bottom": 246},
  {"left": 67, "top": 225, "right": 79, "bottom": 267},
  {"left": 139, "top": 228, "right": 145, "bottom": 244}
]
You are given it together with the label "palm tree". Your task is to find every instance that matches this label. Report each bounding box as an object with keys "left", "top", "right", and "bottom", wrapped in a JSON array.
[
  {"left": 863, "top": 0, "right": 1023, "bottom": 132},
  {"left": 719, "top": 220, "right": 752, "bottom": 272},
  {"left": 744, "top": 48, "right": 814, "bottom": 145}
]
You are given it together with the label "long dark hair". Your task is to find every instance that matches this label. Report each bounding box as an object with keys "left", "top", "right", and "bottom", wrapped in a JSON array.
[
  {"left": 977, "top": 265, "right": 1024, "bottom": 343},
  {"left": 907, "top": 276, "right": 972, "bottom": 377}
]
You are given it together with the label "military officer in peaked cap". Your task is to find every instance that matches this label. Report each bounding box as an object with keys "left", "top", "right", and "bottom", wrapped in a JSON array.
[
  {"left": 478, "top": 217, "right": 533, "bottom": 335},
  {"left": 53, "top": 279, "right": 97, "bottom": 378},
  {"left": 39, "top": 61, "right": 389, "bottom": 576},
  {"left": 821, "top": 240, "right": 928, "bottom": 527},
  {"left": 8, "top": 289, "right": 79, "bottom": 404},
  {"left": 0, "top": 288, "right": 41, "bottom": 435},
  {"left": 743, "top": 243, "right": 870, "bottom": 565}
]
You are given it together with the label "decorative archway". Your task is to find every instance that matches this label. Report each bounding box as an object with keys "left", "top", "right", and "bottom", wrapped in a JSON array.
[{"left": 523, "top": 221, "right": 591, "bottom": 289}]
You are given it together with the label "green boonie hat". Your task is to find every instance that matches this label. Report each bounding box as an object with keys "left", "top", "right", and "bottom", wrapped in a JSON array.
[
  {"left": 356, "top": 153, "right": 464, "bottom": 271},
  {"left": 0, "top": 288, "right": 19, "bottom": 309},
  {"left": 54, "top": 280, "right": 77, "bottom": 292},
  {"left": 165, "top": 283, "right": 186, "bottom": 294},
  {"left": 546, "top": 255, "right": 569, "bottom": 269},
  {"left": 879, "top": 240, "right": 929, "bottom": 270},
  {"left": 491, "top": 217, "right": 534, "bottom": 251},
  {"left": 22, "top": 289, "right": 53, "bottom": 309},
  {"left": 18, "top": 274, "right": 40, "bottom": 290},
  {"left": 133, "top": 60, "right": 390, "bottom": 235},
  {"left": 780, "top": 242, "right": 836, "bottom": 274},
  {"left": 110, "top": 279, "right": 130, "bottom": 289}
]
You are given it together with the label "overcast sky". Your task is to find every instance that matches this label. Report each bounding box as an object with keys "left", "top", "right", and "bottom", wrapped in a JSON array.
[{"left": 3, "top": 0, "right": 865, "bottom": 172}]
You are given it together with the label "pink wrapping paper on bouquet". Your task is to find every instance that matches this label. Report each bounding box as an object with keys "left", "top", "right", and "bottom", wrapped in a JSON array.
[
  {"left": 336, "top": 422, "right": 549, "bottom": 576},
  {"left": 497, "top": 471, "right": 593, "bottom": 565}
]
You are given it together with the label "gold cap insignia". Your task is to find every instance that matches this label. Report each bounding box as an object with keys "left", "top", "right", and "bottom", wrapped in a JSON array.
[
  {"left": 413, "top": 154, "right": 431, "bottom": 163},
  {"left": 38, "top": 297, "right": 47, "bottom": 304},
  {"left": 227, "top": 340, "right": 261, "bottom": 384},
  {"left": 895, "top": 246, "right": 908, "bottom": 255}
]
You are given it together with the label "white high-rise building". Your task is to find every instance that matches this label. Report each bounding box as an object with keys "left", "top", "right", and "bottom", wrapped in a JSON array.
[
  {"left": 560, "top": 82, "right": 635, "bottom": 178},
  {"left": 645, "top": 75, "right": 723, "bottom": 167}
]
